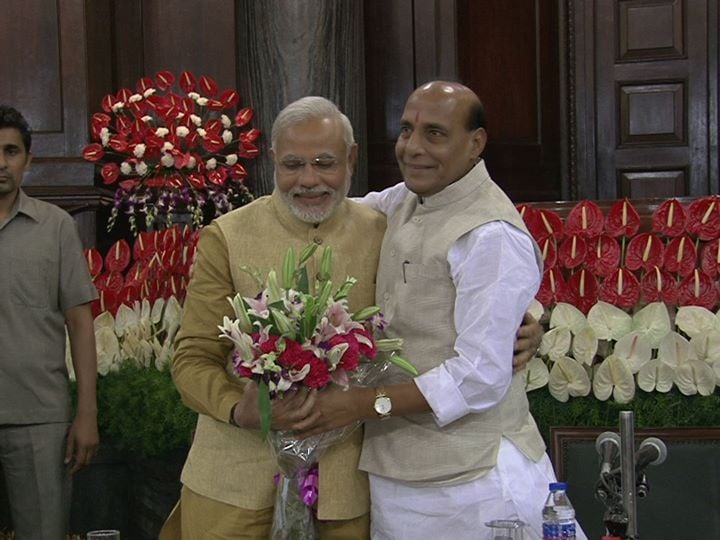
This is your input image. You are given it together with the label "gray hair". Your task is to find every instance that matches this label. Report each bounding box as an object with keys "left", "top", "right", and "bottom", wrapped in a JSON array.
[{"left": 271, "top": 96, "right": 355, "bottom": 151}]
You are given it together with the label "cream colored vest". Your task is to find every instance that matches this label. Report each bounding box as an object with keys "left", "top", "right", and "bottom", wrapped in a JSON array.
[
  {"left": 360, "top": 161, "right": 546, "bottom": 483},
  {"left": 181, "top": 193, "right": 385, "bottom": 519}
]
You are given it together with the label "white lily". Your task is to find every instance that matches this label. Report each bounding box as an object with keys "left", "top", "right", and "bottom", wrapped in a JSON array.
[{"left": 548, "top": 356, "right": 591, "bottom": 402}]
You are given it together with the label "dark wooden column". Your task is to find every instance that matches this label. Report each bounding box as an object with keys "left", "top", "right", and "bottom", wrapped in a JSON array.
[{"left": 235, "top": 0, "right": 367, "bottom": 195}]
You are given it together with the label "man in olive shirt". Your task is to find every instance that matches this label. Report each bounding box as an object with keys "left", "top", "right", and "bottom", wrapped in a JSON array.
[{"left": 0, "top": 105, "right": 99, "bottom": 539}]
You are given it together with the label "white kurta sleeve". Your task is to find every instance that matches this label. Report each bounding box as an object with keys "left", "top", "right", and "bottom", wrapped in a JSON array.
[
  {"left": 353, "top": 182, "right": 409, "bottom": 217},
  {"left": 414, "top": 221, "right": 541, "bottom": 426}
]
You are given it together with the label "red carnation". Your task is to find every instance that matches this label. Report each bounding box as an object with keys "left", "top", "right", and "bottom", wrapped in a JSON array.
[
  {"left": 304, "top": 357, "right": 332, "bottom": 389},
  {"left": 329, "top": 334, "right": 361, "bottom": 371}
]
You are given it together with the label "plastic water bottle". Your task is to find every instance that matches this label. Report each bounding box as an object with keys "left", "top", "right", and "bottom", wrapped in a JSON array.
[{"left": 541, "top": 482, "right": 577, "bottom": 539}]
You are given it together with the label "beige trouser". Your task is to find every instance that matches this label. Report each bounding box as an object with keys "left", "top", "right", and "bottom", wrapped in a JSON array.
[{"left": 160, "top": 485, "right": 370, "bottom": 539}]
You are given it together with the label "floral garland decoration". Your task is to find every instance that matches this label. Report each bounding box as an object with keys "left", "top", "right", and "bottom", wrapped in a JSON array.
[{"left": 83, "top": 70, "right": 259, "bottom": 233}]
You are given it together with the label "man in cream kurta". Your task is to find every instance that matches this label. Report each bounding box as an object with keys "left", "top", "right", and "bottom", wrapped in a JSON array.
[
  {"left": 299, "top": 82, "right": 588, "bottom": 540},
  {"left": 163, "top": 97, "right": 384, "bottom": 539}
]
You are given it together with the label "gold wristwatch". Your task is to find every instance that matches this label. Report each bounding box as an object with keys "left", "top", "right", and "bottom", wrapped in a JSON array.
[{"left": 373, "top": 386, "right": 392, "bottom": 419}]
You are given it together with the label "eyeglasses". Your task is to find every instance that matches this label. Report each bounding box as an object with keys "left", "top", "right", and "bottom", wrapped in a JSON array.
[{"left": 277, "top": 155, "right": 341, "bottom": 176}]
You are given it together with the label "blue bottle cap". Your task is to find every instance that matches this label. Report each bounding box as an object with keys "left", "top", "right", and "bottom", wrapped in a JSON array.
[{"left": 549, "top": 482, "right": 567, "bottom": 490}]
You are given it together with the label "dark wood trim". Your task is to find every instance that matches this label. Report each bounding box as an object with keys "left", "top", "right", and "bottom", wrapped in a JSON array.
[
  {"left": 22, "top": 185, "right": 114, "bottom": 215},
  {"left": 413, "top": 0, "right": 458, "bottom": 84}
]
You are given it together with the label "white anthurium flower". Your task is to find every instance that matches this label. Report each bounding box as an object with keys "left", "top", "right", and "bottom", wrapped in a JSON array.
[
  {"left": 675, "top": 306, "right": 720, "bottom": 340},
  {"left": 631, "top": 302, "right": 672, "bottom": 348},
  {"left": 690, "top": 331, "right": 720, "bottom": 366},
  {"left": 539, "top": 327, "right": 572, "bottom": 362},
  {"left": 138, "top": 339, "right": 155, "bottom": 368},
  {"left": 114, "top": 304, "right": 139, "bottom": 338},
  {"left": 571, "top": 325, "right": 598, "bottom": 366},
  {"left": 95, "top": 325, "right": 120, "bottom": 376},
  {"left": 225, "top": 153, "right": 238, "bottom": 166},
  {"left": 150, "top": 297, "right": 165, "bottom": 325},
  {"left": 713, "top": 361, "right": 720, "bottom": 385},
  {"left": 587, "top": 301, "right": 632, "bottom": 341},
  {"left": 656, "top": 332, "right": 697, "bottom": 369},
  {"left": 613, "top": 331, "right": 652, "bottom": 374},
  {"left": 548, "top": 356, "right": 591, "bottom": 402},
  {"left": 592, "top": 354, "right": 635, "bottom": 403},
  {"left": 550, "top": 302, "right": 587, "bottom": 335},
  {"left": 637, "top": 359, "right": 676, "bottom": 393},
  {"left": 94, "top": 311, "right": 116, "bottom": 332},
  {"left": 524, "top": 298, "right": 545, "bottom": 321},
  {"left": 674, "top": 359, "right": 716, "bottom": 396},
  {"left": 162, "top": 296, "right": 183, "bottom": 338},
  {"left": 222, "top": 129, "right": 233, "bottom": 144},
  {"left": 523, "top": 357, "right": 549, "bottom": 391}
]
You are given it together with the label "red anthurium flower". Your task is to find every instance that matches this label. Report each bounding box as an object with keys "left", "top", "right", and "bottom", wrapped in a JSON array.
[
  {"left": 82, "top": 143, "right": 105, "bottom": 162},
  {"left": 565, "top": 200, "right": 604, "bottom": 238},
  {"left": 206, "top": 99, "right": 225, "bottom": 111},
  {"left": 640, "top": 265, "right": 679, "bottom": 305},
  {"left": 686, "top": 195, "right": 720, "bottom": 241},
  {"left": 700, "top": 239, "right": 720, "bottom": 278},
  {"left": 90, "top": 113, "right": 112, "bottom": 139},
  {"left": 526, "top": 208, "right": 565, "bottom": 243},
  {"left": 136, "top": 77, "right": 154, "bottom": 94},
  {"left": 155, "top": 70, "right": 175, "bottom": 90},
  {"left": 558, "top": 234, "right": 588, "bottom": 269},
  {"left": 101, "top": 163, "right": 121, "bottom": 185},
  {"left": 203, "top": 134, "right": 226, "bottom": 153},
  {"left": 119, "top": 284, "right": 141, "bottom": 307},
  {"left": 651, "top": 198, "right": 686, "bottom": 237},
  {"left": 124, "top": 262, "right": 146, "bottom": 288},
  {"left": 585, "top": 235, "right": 621, "bottom": 277},
  {"left": 663, "top": 235, "right": 698, "bottom": 277},
  {"left": 92, "top": 289, "right": 119, "bottom": 318},
  {"left": 219, "top": 89, "right": 240, "bottom": 108},
  {"left": 115, "top": 115, "right": 133, "bottom": 135},
  {"left": 101, "top": 94, "right": 116, "bottom": 113},
  {"left": 188, "top": 172, "right": 207, "bottom": 189},
  {"left": 95, "top": 271, "right": 125, "bottom": 293},
  {"left": 235, "top": 107, "right": 254, "bottom": 127},
  {"left": 145, "top": 93, "right": 167, "bottom": 111},
  {"left": 84, "top": 248, "right": 104, "bottom": 279},
  {"left": 132, "top": 231, "right": 156, "bottom": 262},
  {"left": 108, "top": 135, "right": 129, "bottom": 153},
  {"left": 677, "top": 270, "right": 719, "bottom": 310},
  {"left": 208, "top": 168, "right": 229, "bottom": 186},
  {"left": 563, "top": 269, "right": 599, "bottom": 314},
  {"left": 229, "top": 163, "right": 248, "bottom": 180},
  {"left": 516, "top": 203, "right": 535, "bottom": 224},
  {"left": 116, "top": 88, "right": 134, "bottom": 105},
  {"left": 599, "top": 268, "right": 641, "bottom": 309},
  {"left": 127, "top": 99, "right": 147, "bottom": 117},
  {"left": 119, "top": 179, "right": 139, "bottom": 191},
  {"left": 605, "top": 198, "right": 640, "bottom": 238},
  {"left": 105, "top": 239, "right": 132, "bottom": 273},
  {"left": 179, "top": 71, "right": 197, "bottom": 93},
  {"left": 204, "top": 118, "right": 223, "bottom": 134},
  {"left": 239, "top": 128, "right": 261, "bottom": 143},
  {"left": 625, "top": 233, "right": 665, "bottom": 272},
  {"left": 199, "top": 75, "right": 219, "bottom": 97},
  {"left": 538, "top": 237, "right": 558, "bottom": 270},
  {"left": 238, "top": 141, "right": 259, "bottom": 159},
  {"left": 536, "top": 268, "right": 567, "bottom": 307}
]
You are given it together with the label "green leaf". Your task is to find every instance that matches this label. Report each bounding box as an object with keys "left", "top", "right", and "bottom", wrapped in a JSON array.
[
  {"left": 258, "top": 380, "right": 272, "bottom": 441},
  {"left": 388, "top": 354, "right": 419, "bottom": 376}
]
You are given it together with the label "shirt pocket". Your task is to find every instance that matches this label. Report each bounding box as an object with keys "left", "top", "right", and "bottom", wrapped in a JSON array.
[{"left": 6, "top": 256, "right": 51, "bottom": 308}]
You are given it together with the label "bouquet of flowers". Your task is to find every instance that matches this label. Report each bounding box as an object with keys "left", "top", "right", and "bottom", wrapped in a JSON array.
[
  {"left": 218, "top": 243, "right": 415, "bottom": 539},
  {"left": 83, "top": 70, "right": 258, "bottom": 233}
]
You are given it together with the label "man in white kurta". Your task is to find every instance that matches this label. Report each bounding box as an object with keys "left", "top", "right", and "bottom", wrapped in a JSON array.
[{"left": 298, "top": 82, "right": 587, "bottom": 540}]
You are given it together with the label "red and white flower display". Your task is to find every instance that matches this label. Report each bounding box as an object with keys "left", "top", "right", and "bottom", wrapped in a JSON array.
[{"left": 83, "top": 70, "right": 259, "bottom": 232}]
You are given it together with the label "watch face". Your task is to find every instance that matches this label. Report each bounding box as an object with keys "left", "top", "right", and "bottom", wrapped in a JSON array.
[{"left": 375, "top": 396, "right": 392, "bottom": 415}]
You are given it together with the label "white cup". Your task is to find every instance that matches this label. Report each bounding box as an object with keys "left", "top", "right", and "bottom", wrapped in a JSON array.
[{"left": 86, "top": 530, "right": 121, "bottom": 540}]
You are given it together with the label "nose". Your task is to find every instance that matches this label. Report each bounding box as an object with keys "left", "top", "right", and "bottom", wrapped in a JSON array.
[
  {"left": 402, "top": 130, "right": 424, "bottom": 156},
  {"left": 297, "top": 163, "right": 321, "bottom": 187}
]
